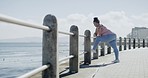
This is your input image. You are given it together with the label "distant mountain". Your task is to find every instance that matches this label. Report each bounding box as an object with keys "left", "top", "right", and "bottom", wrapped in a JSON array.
[{"left": 0, "top": 37, "right": 42, "bottom": 43}]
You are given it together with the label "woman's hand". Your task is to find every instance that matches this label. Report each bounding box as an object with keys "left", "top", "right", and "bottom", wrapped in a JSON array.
[{"left": 93, "top": 33, "right": 97, "bottom": 37}]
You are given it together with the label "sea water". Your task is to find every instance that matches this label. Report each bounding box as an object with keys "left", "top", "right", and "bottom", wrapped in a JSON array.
[
  {"left": 0, "top": 42, "right": 84, "bottom": 78},
  {"left": 0, "top": 37, "right": 116, "bottom": 78}
]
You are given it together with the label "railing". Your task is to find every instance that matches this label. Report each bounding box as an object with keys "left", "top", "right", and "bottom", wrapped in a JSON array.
[
  {"left": 0, "top": 14, "right": 148, "bottom": 78},
  {"left": 0, "top": 14, "right": 91, "bottom": 78}
]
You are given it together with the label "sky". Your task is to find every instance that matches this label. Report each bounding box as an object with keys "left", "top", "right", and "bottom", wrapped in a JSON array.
[{"left": 0, "top": 0, "right": 148, "bottom": 39}]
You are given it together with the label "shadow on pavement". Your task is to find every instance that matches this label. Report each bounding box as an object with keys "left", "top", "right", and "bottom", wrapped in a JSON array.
[
  {"left": 80, "top": 62, "right": 116, "bottom": 68},
  {"left": 60, "top": 62, "right": 118, "bottom": 78}
]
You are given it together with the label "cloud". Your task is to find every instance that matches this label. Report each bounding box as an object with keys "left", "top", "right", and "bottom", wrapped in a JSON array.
[
  {"left": 58, "top": 11, "right": 148, "bottom": 38},
  {"left": 58, "top": 13, "right": 95, "bottom": 36},
  {"left": 98, "top": 11, "right": 135, "bottom": 37},
  {"left": 131, "top": 13, "right": 148, "bottom": 26},
  {"left": 1, "top": 11, "right": 148, "bottom": 39},
  {"left": 0, "top": 19, "right": 42, "bottom": 39}
]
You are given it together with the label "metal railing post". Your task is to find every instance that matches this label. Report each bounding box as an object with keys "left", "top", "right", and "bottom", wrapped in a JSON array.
[
  {"left": 143, "top": 39, "right": 145, "bottom": 48},
  {"left": 133, "top": 38, "right": 136, "bottom": 49},
  {"left": 42, "top": 14, "right": 59, "bottom": 78},
  {"left": 69, "top": 25, "right": 79, "bottom": 73},
  {"left": 138, "top": 39, "right": 140, "bottom": 48},
  {"left": 124, "top": 37, "right": 127, "bottom": 50},
  {"left": 84, "top": 30, "right": 91, "bottom": 65},
  {"left": 107, "top": 46, "right": 111, "bottom": 54},
  {"left": 119, "top": 37, "right": 122, "bottom": 51},
  {"left": 147, "top": 39, "right": 148, "bottom": 47},
  {"left": 129, "top": 38, "right": 131, "bottom": 49},
  {"left": 100, "top": 43, "right": 105, "bottom": 56},
  {"left": 93, "top": 37, "right": 99, "bottom": 59}
]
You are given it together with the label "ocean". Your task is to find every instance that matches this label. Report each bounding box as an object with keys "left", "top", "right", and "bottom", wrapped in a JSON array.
[
  {"left": 0, "top": 42, "right": 85, "bottom": 78},
  {"left": 0, "top": 36, "right": 130, "bottom": 78}
]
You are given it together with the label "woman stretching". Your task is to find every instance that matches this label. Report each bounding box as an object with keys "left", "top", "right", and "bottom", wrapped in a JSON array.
[{"left": 92, "top": 17, "right": 119, "bottom": 63}]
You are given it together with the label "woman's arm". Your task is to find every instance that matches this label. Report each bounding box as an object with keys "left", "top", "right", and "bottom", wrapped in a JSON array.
[
  {"left": 94, "top": 28, "right": 97, "bottom": 37},
  {"left": 94, "top": 27, "right": 101, "bottom": 36}
]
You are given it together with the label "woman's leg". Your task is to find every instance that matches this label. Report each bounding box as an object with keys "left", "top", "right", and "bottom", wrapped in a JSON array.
[
  {"left": 93, "top": 34, "right": 116, "bottom": 50},
  {"left": 109, "top": 40, "right": 119, "bottom": 60},
  {"left": 92, "top": 36, "right": 101, "bottom": 50}
]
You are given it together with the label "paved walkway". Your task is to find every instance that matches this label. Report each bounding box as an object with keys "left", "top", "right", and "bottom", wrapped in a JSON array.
[
  {"left": 94, "top": 48, "right": 148, "bottom": 78},
  {"left": 60, "top": 48, "right": 148, "bottom": 78}
]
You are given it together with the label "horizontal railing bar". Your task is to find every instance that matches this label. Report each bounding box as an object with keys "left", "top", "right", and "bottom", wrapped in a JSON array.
[
  {"left": 91, "top": 36, "right": 96, "bottom": 38},
  {"left": 79, "top": 51, "right": 87, "bottom": 56},
  {"left": 79, "top": 35, "right": 86, "bottom": 37},
  {"left": 58, "top": 31, "right": 74, "bottom": 35},
  {"left": 0, "top": 14, "right": 50, "bottom": 31},
  {"left": 59, "top": 55, "right": 74, "bottom": 64},
  {"left": 0, "top": 14, "right": 97, "bottom": 38},
  {"left": 18, "top": 65, "right": 50, "bottom": 78},
  {"left": 58, "top": 31, "right": 88, "bottom": 38}
]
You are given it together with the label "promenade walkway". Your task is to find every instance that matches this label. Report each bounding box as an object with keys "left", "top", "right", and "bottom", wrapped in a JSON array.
[{"left": 60, "top": 48, "right": 148, "bottom": 78}]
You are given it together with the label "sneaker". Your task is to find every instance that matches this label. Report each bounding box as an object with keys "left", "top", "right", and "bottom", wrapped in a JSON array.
[
  {"left": 112, "top": 59, "right": 120, "bottom": 63},
  {"left": 91, "top": 49, "right": 96, "bottom": 53}
]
